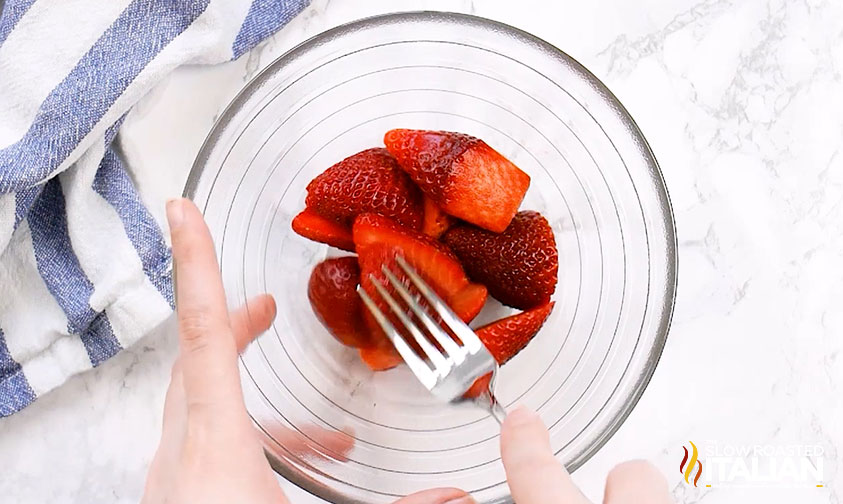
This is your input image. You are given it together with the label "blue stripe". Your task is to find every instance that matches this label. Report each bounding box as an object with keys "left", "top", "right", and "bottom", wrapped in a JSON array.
[
  {"left": 0, "top": 0, "right": 37, "bottom": 47},
  {"left": 80, "top": 311, "right": 121, "bottom": 367},
  {"left": 0, "top": 0, "right": 210, "bottom": 193},
  {"left": 27, "top": 178, "right": 122, "bottom": 364},
  {"left": 93, "top": 146, "right": 174, "bottom": 306},
  {"left": 14, "top": 185, "right": 40, "bottom": 229},
  {"left": 0, "top": 327, "right": 36, "bottom": 417},
  {"left": 232, "top": 0, "right": 309, "bottom": 58}
]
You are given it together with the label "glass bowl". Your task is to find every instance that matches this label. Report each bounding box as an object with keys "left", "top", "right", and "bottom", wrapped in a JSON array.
[{"left": 185, "top": 11, "right": 676, "bottom": 503}]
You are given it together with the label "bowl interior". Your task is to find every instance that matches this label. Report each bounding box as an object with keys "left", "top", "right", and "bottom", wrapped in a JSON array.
[{"left": 186, "top": 12, "right": 676, "bottom": 504}]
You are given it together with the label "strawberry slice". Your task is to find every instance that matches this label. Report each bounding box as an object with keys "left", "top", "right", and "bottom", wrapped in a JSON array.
[
  {"left": 353, "top": 213, "right": 487, "bottom": 321},
  {"left": 443, "top": 210, "right": 558, "bottom": 310},
  {"left": 384, "top": 129, "right": 530, "bottom": 233},
  {"left": 305, "top": 147, "right": 423, "bottom": 229},
  {"left": 292, "top": 210, "right": 355, "bottom": 252},
  {"left": 421, "top": 196, "right": 454, "bottom": 239},
  {"left": 353, "top": 213, "right": 487, "bottom": 368},
  {"left": 463, "top": 301, "right": 555, "bottom": 398},
  {"left": 308, "top": 257, "right": 371, "bottom": 348},
  {"left": 358, "top": 344, "right": 403, "bottom": 371}
]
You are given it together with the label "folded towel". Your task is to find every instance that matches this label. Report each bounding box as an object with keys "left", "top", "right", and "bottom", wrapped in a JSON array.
[{"left": 0, "top": 0, "right": 310, "bottom": 416}]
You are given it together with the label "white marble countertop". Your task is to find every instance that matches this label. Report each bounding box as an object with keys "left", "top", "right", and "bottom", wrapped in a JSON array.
[{"left": 1, "top": 0, "right": 841, "bottom": 502}]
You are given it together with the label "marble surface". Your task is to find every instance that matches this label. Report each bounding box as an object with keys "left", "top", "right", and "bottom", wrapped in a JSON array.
[{"left": 1, "top": 0, "right": 841, "bottom": 502}]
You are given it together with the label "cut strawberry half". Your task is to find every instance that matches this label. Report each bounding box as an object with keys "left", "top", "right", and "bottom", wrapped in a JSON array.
[
  {"left": 476, "top": 301, "right": 555, "bottom": 365},
  {"left": 421, "top": 196, "right": 454, "bottom": 239},
  {"left": 463, "top": 301, "right": 555, "bottom": 398},
  {"left": 308, "top": 257, "right": 371, "bottom": 348},
  {"left": 384, "top": 129, "right": 530, "bottom": 233},
  {"left": 292, "top": 210, "right": 355, "bottom": 252},
  {"left": 443, "top": 210, "right": 558, "bottom": 310},
  {"left": 353, "top": 213, "right": 487, "bottom": 367},
  {"left": 353, "top": 213, "right": 487, "bottom": 321},
  {"left": 358, "top": 344, "right": 403, "bottom": 371},
  {"left": 305, "top": 147, "right": 423, "bottom": 229}
]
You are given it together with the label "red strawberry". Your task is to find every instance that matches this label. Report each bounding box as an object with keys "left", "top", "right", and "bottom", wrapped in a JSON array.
[
  {"left": 463, "top": 301, "right": 555, "bottom": 398},
  {"left": 384, "top": 129, "right": 530, "bottom": 233},
  {"left": 292, "top": 210, "right": 355, "bottom": 251},
  {"left": 359, "top": 344, "right": 403, "bottom": 371},
  {"left": 476, "top": 301, "right": 555, "bottom": 364},
  {"left": 353, "top": 213, "right": 487, "bottom": 367},
  {"left": 305, "top": 148, "right": 423, "bottom": 229},
  {"left": 443, "top": 210, "right": 558, "bottom": 310},
  {"left": 308, "top": 257, "right": 371, "bottom": 348},
  {"left": 421, "top": 196, "right": 454, "bottom": 239}
]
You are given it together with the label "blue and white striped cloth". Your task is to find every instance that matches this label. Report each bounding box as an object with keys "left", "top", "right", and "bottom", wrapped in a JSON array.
[{"left": 0, "top": 0, "right": 309, "bottom": 416}]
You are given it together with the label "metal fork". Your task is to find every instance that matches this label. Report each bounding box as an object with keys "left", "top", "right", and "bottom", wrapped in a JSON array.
[{"left": 358, "top": 256, "right": 507, "bottom": 423}]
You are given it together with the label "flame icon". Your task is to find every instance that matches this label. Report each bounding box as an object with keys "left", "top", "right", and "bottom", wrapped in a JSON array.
[{"left": 680, "top": 441, "right": 703, "bottom": 487}]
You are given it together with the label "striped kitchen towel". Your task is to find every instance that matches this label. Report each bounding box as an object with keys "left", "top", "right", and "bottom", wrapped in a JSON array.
[{"left": 0, "top": 0, "right": 310, "bottom": 416}]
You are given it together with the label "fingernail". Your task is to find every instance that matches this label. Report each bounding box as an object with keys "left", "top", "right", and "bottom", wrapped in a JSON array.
[
  {"left": 167, "top": 198, "right": 184, "bottom": 230},
  {"left": 505, "top": 404, "right": 539, "bottom": 427},
  {"left": 443, "top": 496, "right": 476, "bottom": 504}
]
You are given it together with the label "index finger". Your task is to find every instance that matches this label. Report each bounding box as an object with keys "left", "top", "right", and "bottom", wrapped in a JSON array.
[
  {"left": 500, "top": 405, "right": 591, "bottom": 504},
  {"left": 167, "top": 198, "right": 240, "bottom": 407}
]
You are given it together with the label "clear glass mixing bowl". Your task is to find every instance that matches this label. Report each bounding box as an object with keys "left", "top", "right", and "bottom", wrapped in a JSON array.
[{"left": 185, "top": 11, "right": 676, "bottom": 503}]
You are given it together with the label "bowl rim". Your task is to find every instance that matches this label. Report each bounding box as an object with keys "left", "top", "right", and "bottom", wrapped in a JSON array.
[{"left": 184, "top": 10, "right": 678, "bottom": 503}]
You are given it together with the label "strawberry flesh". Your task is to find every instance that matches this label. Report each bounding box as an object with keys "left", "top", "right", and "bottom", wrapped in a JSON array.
[
  {"left": 292, "top": 210, "right": 355, "bottom": 251},
  {"left": 384, "top": 129, "right": 530, "bottom": 232},
  {"left": 421, "top": 196, "right": 454, "bottom": 238},
  {"left": 307, "top": 257, "right": 371, "bottom": 348},
  {"left": 352, "top": 213, "right": 487, "bottom": 366},
  {"left": 443, "top": 210, "right": 558, "bottom": 310}
]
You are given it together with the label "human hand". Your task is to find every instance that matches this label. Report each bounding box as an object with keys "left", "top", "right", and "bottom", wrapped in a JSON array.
[
  {"left": 141, "top": 198, "right": 476, "bottom": 504},
  {"left": 500, "top": 405, "right": 674, "bottom": 503}
]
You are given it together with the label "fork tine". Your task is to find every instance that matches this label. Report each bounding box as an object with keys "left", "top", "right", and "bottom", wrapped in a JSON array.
[
  {"left": 381, "top": 266, "right": 465, "bottom": 363},
  {"left": 395, "top": 256, "right": 485, "bottom": 353},
  {"left": 357, "top": 287, "right": 438, "bottom": 389},
  {"left": 369, "top": 274, "right": 452, "bottom": 376}
]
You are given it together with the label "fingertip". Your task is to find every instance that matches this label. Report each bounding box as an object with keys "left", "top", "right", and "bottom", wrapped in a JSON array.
[
  {"left": 166, "top": 198, "right": 186, "bottom": 232},
  {"left": 605, "top": 460, "right": 673, "bottom": 503},
  {"left": 503, "top": 404, "right": 540, "bottom": 428},
  {"left": 393, "top": 488, "right": 474, "bottom": 504}
]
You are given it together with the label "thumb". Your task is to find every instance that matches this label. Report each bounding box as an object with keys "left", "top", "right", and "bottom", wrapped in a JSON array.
[{"left": 500, "top": 405, "right": 591, "bottom": 504}]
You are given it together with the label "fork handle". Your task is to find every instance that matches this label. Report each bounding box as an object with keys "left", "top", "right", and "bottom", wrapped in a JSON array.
[{"left": 479, "top": 389, "right": 508, "bottom": 424}]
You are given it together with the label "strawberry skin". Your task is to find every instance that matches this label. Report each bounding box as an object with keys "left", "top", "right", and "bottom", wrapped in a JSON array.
[
  {"left": 384, "top": 129, "right": 530, "bottom": 233},
  {"left": 305, "top": 148, "right": 423, "bottom": 229},
  {"left": 292, "top": 210, "right": 355, "bottom": 251},
  {"left": 476, "top": 301, "right": 555, "bottom": 364},
  {"left": 308, "top": 257, "right": 371, "bottom": 348},
  {"left": 463, "top": 301, "right": 555, "bottom": 398},
  {"left": 443, "top": 210, "right": 558, "bottom": 310}
]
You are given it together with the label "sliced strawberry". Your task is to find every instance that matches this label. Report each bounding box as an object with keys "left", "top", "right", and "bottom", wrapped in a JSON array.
[
  {"left": 305, "top": 148, "right": 423, "bottom": 229},
  {"left": 359, "top": 344, "right": 403, "bottom": 371},
  {"left": 292, "top": 210, "right": 355, "bottom": 251},
  {"left": 384, "top": 129, "right": 530, "bottom": 232},
  {"left": 421, "top": 196, "right": 454, "bottom": 238},
  {"left": 308, "top": 257, "right": 371, "bottom": 348},
  {"left": 443, "top": 210, "right": 558, "bottom": 310},
  {"left": 353, "top": 213, "right": 487, "bottom": 324},
  {"left": 463, "top": 302, "right": 555, "bottom": 398},
  {"left": 475, "top": 301, "right": 555, "bottom": 364}
]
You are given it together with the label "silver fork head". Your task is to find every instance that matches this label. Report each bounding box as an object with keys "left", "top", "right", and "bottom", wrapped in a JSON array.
[{"left": 357, "top": 256, "right": 497, "bottom": 402}]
